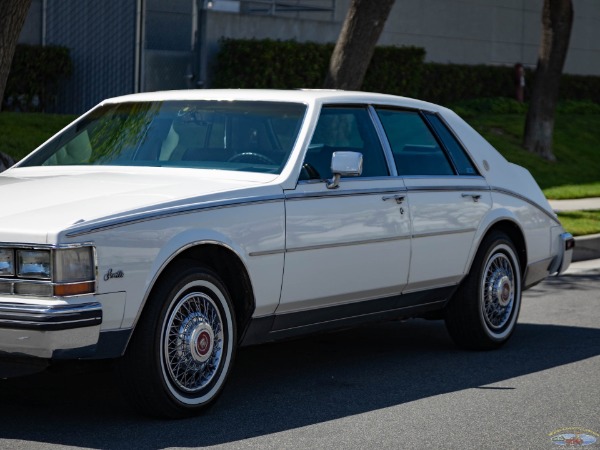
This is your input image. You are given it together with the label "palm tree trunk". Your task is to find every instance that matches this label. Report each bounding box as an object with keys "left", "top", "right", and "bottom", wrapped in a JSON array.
[
  {"left": 323, "top": 0, "right": 395, "bottom": 91},
  {"left": 523, "top": 0, "right": 573, "bottom": 161},
  {"left": 0, "top": 0, "right": 33, "bottom": 111}
]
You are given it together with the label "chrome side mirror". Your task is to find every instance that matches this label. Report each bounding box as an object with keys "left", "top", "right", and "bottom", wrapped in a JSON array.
[{"left": 326, "top": 151, "right": 363, "bottom": 189}]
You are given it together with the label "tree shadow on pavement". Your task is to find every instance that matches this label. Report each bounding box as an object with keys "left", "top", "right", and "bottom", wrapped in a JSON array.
[{"left": 0, "top": 316, "right": 598, "bottom": 449}]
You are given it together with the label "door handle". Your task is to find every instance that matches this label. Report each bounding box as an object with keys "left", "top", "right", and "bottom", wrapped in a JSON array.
[
  {"left": 382, "top": 195, "right": 405, "bottom": 204},
  {"left": 462, "top": 193, "right": 482, "bottom": 202}
]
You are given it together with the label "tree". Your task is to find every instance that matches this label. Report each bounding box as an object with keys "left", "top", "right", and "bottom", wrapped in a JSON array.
[
  {"left": 523, "top": 0, "right": 573, "bottom": 161},
  {"left": 0, "top": 0, "right": 32, "bottom": 112},
  {"left": 323, "top": 0, "right": 395, "bottom": 90}
]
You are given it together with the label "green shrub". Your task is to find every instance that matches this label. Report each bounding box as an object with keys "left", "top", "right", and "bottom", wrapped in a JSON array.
[
  {"left": 3, "top": 44, "right": 72, "bottom": 112},
  {"left": 560, "top": 74, "right": 600, "bottom": 104},
  {"left": 419, "top": 63, "right": 518, "bottom": 104},
  {"left": 451, "top": 98, "right": 529, "bottom": 117},
  {"left": 212, "top": 38, "right": 425, "bottom": 92},
  {"left": 212, "top": 38, "right": 333, "bottom": 88},
  {"left": 212, "top": 38, "right": 600, "bottom": 106},
  {"left": 556, "top": 99, "right": 600, "bottom": 114},
  {"left": 362, "top": 46, "right": 425, "bottom": 97}
]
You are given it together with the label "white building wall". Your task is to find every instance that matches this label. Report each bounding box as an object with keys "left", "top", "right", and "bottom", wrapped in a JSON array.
[{"left": 207, "top": 0, "right": 600, "bottom": 76}]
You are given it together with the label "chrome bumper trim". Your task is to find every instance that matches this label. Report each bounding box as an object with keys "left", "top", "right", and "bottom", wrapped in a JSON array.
[
  {"left": 550, "top": 232, "right": 575, "bottom": 276},
  {"left": 0, "top": 302, "right": 102, "bottom": 358},
  {"left": 558, "top": 232, "right": 575, "bottom": 274},
  {"left": 0, "top": 302, "right": 102, "bottom": 330}
]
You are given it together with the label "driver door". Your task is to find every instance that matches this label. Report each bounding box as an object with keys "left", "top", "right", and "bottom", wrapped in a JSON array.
[{"left": 275, "top": 106, "right": 411, "bottom": 330}]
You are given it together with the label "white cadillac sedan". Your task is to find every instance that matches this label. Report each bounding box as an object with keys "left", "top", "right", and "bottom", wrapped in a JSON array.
[{"left": 0, "top": 90, "right": 573, "bottom": 417}]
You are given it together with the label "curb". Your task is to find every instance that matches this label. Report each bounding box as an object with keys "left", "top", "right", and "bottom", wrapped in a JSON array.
[{"left": 573, "top": 233, "right": 600, "bottom": 262}]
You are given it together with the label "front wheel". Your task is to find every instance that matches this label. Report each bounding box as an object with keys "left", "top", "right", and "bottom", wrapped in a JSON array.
[
  {"left": 445, "top": 231, "right": 522, "bottom": 350},
  {"left": 118, "top": 261, "right": 236, "bottom": 418}
]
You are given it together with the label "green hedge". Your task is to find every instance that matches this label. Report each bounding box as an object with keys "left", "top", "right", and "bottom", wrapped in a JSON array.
[
  {"left": 213, "top": 38, "right": 333, "bottom": 88},
  {"left": 212, "top": 38, "right": 426, "bottom": 97},
  {"left": 3, "top": 44, "right": 72, "bottom": 112},
  {"left": 212, "top": 38, "right": 600, "bottom": 105},
  {"left": 560, "top": 74, "right": 600, "bottom": 104},
  {"left": 419, "top": 63, "right": 517, "bottom": 104}
]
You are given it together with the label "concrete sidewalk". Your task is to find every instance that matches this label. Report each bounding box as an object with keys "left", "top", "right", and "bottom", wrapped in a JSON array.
[
  {"left": 566, "top": 257, "right": 600, "bottom": 273},
  {"left": 548, "top": 197, "right": 600, "bottom": 262},
  {"left": 548, "top": 197, "right": 600, "bottom": 212}
]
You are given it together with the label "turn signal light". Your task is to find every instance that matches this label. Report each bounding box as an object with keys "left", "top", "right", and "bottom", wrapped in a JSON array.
[{"left": 54, "top": 282, "right": 95, "bottom": 297}]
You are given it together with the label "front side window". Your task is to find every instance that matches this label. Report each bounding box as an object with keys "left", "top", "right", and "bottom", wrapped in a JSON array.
[
  {"left": 301, "top": 106, "right": 389, "bottom": 180},
  {"left": 375, "top": 108, "right": 454, "bottom": 176},
  {"left": 20, "top": 101, "right": 307, "bottom": 174}
]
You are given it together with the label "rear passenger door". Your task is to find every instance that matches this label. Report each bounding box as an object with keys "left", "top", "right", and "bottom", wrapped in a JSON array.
[{"left": 374, "top": 108, "right": 492, "bottom": 293}]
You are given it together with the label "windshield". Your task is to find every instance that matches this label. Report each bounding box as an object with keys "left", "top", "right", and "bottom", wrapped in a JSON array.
[{"left": 19, "top": 100, "right": 307, "bottom": 174}]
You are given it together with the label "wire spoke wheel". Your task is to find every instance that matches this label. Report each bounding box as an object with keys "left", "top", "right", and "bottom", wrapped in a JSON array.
[
  {"left": 481, "top": 253, "right": 515, "bottom": 331},
  {"left": 445, "top": 231, "right": 522, "bottom": 350},
  {"left": 164, "top": 292, "right": 224, "bottom": 393},
  {"left": 118, "top": 262, "right": 236, "bottom": 418}
]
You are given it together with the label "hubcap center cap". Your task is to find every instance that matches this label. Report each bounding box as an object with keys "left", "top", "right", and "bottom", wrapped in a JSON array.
[
  {"left": 188, "top": 322, "right": 214, "bottom": 363},
  {"left": 495, "top": 275, "right": 512, "bottom": 307},
  {"left": 197, "top": 331, "right": 211, "bottom": 356}
]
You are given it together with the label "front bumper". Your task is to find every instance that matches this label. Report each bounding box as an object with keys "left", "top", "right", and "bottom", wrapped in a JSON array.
[{"left": 0, "top": 301, "right": 102, "bottom": 358}]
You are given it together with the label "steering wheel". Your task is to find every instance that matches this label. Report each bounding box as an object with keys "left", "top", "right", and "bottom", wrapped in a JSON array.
[{"left": 228, "top": 152, "right": 277, "bottom": 165}]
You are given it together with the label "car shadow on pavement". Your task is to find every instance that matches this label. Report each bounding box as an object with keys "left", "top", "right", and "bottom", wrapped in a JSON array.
[{"left": 0, "top": 313, "right": 599, "bottom": 449}]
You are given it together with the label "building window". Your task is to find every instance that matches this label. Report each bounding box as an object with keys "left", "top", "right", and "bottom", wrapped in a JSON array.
[{"left": 207, "top": 0, "right": 335, "bottom": 20}]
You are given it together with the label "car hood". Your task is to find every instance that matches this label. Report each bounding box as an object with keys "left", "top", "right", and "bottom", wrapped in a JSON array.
[{"left": 0, "top": 166, "right": 278, "bottom": 243}]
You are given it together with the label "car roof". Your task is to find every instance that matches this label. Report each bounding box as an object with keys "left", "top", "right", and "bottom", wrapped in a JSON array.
[{"left": 101, "top": 89, "right": 444, "bottom": 113}]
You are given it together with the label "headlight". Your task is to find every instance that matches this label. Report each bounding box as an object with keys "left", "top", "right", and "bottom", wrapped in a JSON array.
[
  {"left": 0, "top": 249, "right": 15, "bottom": 276},
  {"left": 0, "top": 245, "right": 96, "bottom": 297},
  {"left": 53, "top": 247, "right": 96, "bottom": 296},
  {"left": 17, "top": 250, "right": 51, "bottom": 279},
  {"left": 54, "top": 247, "right": 95, "bottom": 283}
]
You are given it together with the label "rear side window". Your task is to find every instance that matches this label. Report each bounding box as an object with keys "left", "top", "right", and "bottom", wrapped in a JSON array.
[
  {"left": 375, "top": 108, "right": 454, "bottom": 176},
  {"left": 424, "top": 113, "right": 478, "bottom": 176}
]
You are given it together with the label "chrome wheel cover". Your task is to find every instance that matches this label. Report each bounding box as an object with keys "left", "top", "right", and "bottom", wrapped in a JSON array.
[
  {"left": 481, "top": 252, "right": 516, "bottom": 331},
  {"left": 163, "top": 291, "right": 224, "bottom": 393}
]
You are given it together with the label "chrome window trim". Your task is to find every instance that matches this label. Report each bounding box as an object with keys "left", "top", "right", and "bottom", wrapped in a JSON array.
[
  {"left": 367, "top": 105, "right": 398, "bottom": 177},
  {"left": 65, "top": 195, "right": 285, "bottom": 237},
  {"left": 296, "top": 175, "right": 396, "bottom": 184},
  {"left": 285, "top": 185, "right": 407, "bottom": 201},
  {"left": 405, "top": 184, "right": 490, "bottom": 193},
  {"left": 286, "top": 183, "right": 489, "bottom": 200},
  {"left": 418, "top": 110, "right": 460, "bottom": 175},
  {"left": 427, "top": 111, "right": 483, "bottom": 176}
]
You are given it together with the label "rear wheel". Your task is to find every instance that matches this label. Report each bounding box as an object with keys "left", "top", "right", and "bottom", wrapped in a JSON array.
[
  {"left": 445, "top": 231, "right": 522, "bottom": 350},
  {"left": 118, "top": 261, "right": 236, "bottom": 418}
]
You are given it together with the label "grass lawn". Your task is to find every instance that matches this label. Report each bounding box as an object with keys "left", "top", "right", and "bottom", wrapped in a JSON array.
[
  {"left": 457, "top": 107, "right": 600, "bottom": 199},
  {"left": 0, "top": 111, "right": 75, "bottom": 161},
  {"left": 557, "top": 210, "right": 600, "bottom": 236}
]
